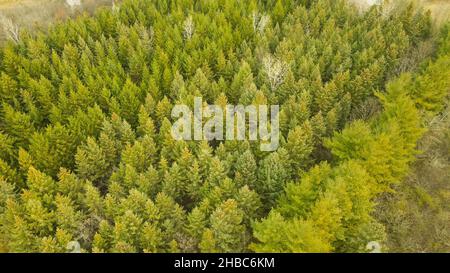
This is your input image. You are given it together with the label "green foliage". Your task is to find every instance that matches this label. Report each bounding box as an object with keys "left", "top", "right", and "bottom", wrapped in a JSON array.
[
  {"left": 209, "top": 199, "right": 247, "bottom": 252},
  {"left": 0, "top": 0, "right": 442, "bottom": 253},
  {"left": 374, "top": 23, "right": 450, "bottom": 253},
  {"left": 252, "top": 21, "right": 449, "bottom": 252}
]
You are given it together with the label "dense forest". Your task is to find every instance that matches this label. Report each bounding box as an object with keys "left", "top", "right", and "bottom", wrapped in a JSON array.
[{"left": 0, "top": 0, "right": 448, "bottom": 253}]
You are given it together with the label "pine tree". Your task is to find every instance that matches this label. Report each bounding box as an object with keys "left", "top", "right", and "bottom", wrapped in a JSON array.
[
  {"left": 235, "top": 185, "right": 261, "bottom": 225},
  {"left": 185, "top": 207, "right": 207, "bottom": 250},
  {"left": 141, "top": 222, "right": 163, "bottom": 253},
  {"left": 229, "top": 61, "right": 253, "bottom": 104},
  {"left": 251, "top": 211, "right": 331, "bottom": 253},
  {"left": 325, "top": 120, "right": 373, "bottom": 162},
  {"left": 120, "top": 135, "right": 157, "bottom": 173},
  {"left": 199, "top": 228, "right": 218, "bottom": 253},
  {"left": 162, "top": 163, "right": 184, "bottom": 201},
  {"left": 28, "top": 123, "right": 76, "bottom": 177},
  {"left": 256, "top": 148, "right": 291, "bottom": 209},
  {"left": 234, "top": 150, "right": 257, "bottom": 189},
  {"left": 1, "top": 104, "right": 34, "bottom": 148},
  {"left": 92, "top": 220, "right": 113, "bottom": 253},
  {"left": 112, "top": 210, "right": 143, "bottom": 252},
  {"left": 137, "top": 106, "right": 156, "bottom": 138},
  {"left": 412, "top": 56, "right": 450, "bottom": 114},
  {"left": 285, "top": 121, "right": 314, "bottom": 172},
  {"left": 75, "top": 137, "right": 109, "bottom": 186},
  {"left": 25, "top": 167, "right": 56, "bottom": 206},
  {"left": 210, "top": 199, "right": 246, "bottom": 252}
]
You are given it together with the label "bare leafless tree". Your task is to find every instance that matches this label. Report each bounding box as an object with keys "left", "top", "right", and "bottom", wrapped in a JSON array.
[
  {"left": 0, "top": 14, "right": 20, "bottom": 44},
  {"left": 183, "top": 16, "right": 194, "bottom": 40},
  {"left": 252, "top": 12, "right": 270, "bottom": 34},
  {"left": 112, "top": 0, "right": 120, "bottom": 13},
  {"left": 263, "top": 55, "right": 288, "bottom": 90},
  {"left": 66, "top": 0, "right": 82, "bottom": 8}
]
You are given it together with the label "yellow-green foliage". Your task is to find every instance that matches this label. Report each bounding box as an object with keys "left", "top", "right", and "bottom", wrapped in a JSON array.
[
  {"left": 252, "top": 21, "right": 449, "bottom": 253},
  {"left": 0, "top": 0, "right": 445, "bottom": 253}
]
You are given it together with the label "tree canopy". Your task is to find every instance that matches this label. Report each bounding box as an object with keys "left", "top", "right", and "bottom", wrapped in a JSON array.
[{"left": 0, "top": 0, "right": 448, "bottom": 253}]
